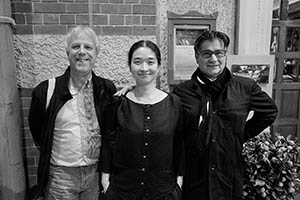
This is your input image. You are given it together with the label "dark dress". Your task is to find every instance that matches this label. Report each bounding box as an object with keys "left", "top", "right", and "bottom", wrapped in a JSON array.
[{"left": 100, "top": 94, "right": 185, "bottom": 200}]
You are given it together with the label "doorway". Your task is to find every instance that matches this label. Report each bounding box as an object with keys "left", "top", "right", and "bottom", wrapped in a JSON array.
[{"left": 271, "top": 0, "right": 300, "bottom": 139}]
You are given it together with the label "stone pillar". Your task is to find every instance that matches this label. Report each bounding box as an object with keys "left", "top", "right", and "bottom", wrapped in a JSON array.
[
  {"left": 0, "top": 0, "right": 26, "bottom": 199},
  {"left": 233, "top": 0, "right": 275, "bottom": 123},
  {"left": 236, "top": 0, "right": 274, "bottom": 55}
]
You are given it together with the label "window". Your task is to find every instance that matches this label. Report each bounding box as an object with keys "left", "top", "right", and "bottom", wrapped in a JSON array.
[{"left": 167, "top": 11, "right": 217, "bottom": 84}]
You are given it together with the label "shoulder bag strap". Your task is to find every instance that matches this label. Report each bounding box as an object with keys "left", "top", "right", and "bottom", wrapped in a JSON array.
[{"left": 46, "top": 78, "right": 55, "bottom": 110}]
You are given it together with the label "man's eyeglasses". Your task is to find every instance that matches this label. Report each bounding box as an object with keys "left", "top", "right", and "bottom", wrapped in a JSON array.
[{"left": 198, "top": 50, "right": 227, "bottom": 59}]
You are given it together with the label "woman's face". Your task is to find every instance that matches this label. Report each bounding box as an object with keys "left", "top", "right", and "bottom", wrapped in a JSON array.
[{"left": 130, "top": 47, "right": 159, "bottom": 86}]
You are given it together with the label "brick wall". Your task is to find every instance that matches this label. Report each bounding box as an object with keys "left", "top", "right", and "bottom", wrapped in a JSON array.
[
  {"left": 11, "top": 0, "right": 156, "bottom": 35},
  {"left": 19, "top": 88, "right": 37, "bottom": 189}
]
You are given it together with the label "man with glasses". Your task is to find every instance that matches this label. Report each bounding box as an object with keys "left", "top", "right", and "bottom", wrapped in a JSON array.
[{"left": 173, "top": 30, "right": 278, "bottom": 200}]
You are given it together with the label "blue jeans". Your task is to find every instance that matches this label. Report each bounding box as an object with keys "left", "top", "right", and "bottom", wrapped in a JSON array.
[{"left": 45, "top": 163, "right": 99, "bottom": 200}]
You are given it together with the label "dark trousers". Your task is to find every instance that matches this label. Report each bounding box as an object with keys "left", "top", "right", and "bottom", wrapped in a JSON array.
[{"left": 105, "top": 185, "right": 182, "bottom": 200}]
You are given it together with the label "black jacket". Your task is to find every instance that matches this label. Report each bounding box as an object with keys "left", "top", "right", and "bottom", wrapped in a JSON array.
[
  {"left": 173, "top": 69, "right": 278, "bottom": 200},
  {"left": 28, "top": 67, "right": 116, "bottom": 197}
]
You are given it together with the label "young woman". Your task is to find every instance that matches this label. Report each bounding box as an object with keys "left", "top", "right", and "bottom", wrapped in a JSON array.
[{"left": 100, "top": 40, "right": 184, "bottom": 200}]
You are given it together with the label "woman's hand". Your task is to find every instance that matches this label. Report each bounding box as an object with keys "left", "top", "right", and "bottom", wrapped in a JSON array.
[
  {"left": 101, "top": 172, "right": 110, "bottom": 194},
  {"left": 114, "top": 84, "right": 135, "bottom": 96}
]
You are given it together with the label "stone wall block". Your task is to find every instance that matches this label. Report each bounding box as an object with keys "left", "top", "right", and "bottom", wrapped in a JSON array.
[
  {"left": 34, "top": 3, "right": 66, "bottom": 13},
  {"left": 66, "top": 3, "right": 89, "bottom": 13},
  {"left": 124, "top": 0, "right": 139, "bottom": 4},
  {"left": 26, "top": 13, "right": 43, "bottom": 24},
  {"left": 60, "top": 14, "right": 76, "bottom": 24},
  {"left": 110, "top": 0, "right": 124, "bottom": 3},
  {"left": 100, "top": 4, "right": 131, "bottom": 14},
  {"left": 133, "top": 4, "right": 155, "bottom": 14},
  {"left": 11, "top": 2, "right": 33, "bottom": 13},
  {"left": 102, "top": 25, "right": 132, "bottom": 35},
  {"left": 141, "top": 0, "right": 155, "bottom": 4},
  {"left": 93, "top": 15, "right": 108, "bottom": 25},
  {"left": 59, "top": 0, "right": 74, "bottom": 2},
  {"left": 133, "top": 25, "right": 156, "bottom": 35},
  {"left": 142, "top": 15, "right": 155, "bottom": 25},
  {"left": 44, "top": 14, "right": 59, "bottom": 24},
  {"left": 12, "top": 14, "right": 26, "bottom": 24},
  {"left": 34, "top": 25, "right": 67, "bottom": 34},
  {"left": 110, "top": 15, "right": 125, "bottom": 25},
  {"left": 13, "top": 25, "right": 34, "bottom": 34},
  {"left": 125, "top": 15, "right": 141, "bottom": 25},
  {"left": 76, "top": 14, "right": 89, "bottom": 24}
]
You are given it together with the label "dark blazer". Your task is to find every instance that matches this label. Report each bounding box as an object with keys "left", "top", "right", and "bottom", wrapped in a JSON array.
[
  {"left": 173, "top": 69, "right": 278, "bottom": 200},
  {"left": 28, "top": 67, "right": 116, "bottom": 198}
]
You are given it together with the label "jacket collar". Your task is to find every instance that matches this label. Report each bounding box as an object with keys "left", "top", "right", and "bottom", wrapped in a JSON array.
[
  {"left": 56, "top": 66, "right": 103, "bottom": 101},
  {"left": 190, "top": 67, "right": 232, "bottom": 98}
]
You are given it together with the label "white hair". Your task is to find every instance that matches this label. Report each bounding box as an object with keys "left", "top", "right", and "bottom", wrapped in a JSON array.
[{"left": 65, "top": 26, "right": 100, "bottom": 54}]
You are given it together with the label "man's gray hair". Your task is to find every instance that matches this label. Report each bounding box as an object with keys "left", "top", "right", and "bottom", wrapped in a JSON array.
[{"left": 65, "top": 26, "right": 100, "bottom": 54}]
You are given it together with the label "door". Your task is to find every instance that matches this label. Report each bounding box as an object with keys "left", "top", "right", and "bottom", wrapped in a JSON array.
[{"left": 271, "top": 19, "right": 300, "bottom": 139}]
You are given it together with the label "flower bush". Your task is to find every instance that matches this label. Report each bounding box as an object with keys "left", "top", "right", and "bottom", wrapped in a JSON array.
[{"left": 242, "top": 132, "right": 300, "bottom": 200}]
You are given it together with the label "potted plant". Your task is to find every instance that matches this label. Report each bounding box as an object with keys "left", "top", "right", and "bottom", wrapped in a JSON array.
[{"left": 242, "top": 132, "right": 300, "bottom": 200}]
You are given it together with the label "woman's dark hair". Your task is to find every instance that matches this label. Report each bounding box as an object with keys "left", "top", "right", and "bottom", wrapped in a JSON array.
[
  {"left": 194, "top": 30, "right": 230, "bottom": 54},
  {"left": 128, "top": 40, "right": 161, "bottom": 66}
]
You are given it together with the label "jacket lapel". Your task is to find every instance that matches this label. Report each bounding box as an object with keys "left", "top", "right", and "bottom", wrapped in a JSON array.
[{"left": 92, "top": 73, "right": 104, "bottom": 129}]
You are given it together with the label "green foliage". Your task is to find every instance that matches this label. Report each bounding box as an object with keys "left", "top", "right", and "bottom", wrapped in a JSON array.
[{"left": 242, "top": 132, "right": 300, "bottom": 200}]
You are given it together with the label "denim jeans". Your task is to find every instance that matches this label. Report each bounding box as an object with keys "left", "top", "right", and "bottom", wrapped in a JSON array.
[{"left": 45, "top": 163, "right": 99, "bottom": 200}]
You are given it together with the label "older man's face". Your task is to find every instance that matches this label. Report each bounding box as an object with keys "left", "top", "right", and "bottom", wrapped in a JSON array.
[
  {"left": 67, "top": 32, "right": 97, "bottom": 76},
  {"left": 195, "top": 39, "right": 227, "bottom": 79}
]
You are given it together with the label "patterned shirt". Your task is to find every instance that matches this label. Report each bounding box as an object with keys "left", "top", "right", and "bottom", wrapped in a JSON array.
[{"left": 51, "top": 77, "right": 101, "bottom": 166}]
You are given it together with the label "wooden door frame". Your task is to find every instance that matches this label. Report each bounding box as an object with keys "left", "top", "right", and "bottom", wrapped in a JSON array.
[{"left": 272, "top": 19, "right": 300, "bottom": 138}]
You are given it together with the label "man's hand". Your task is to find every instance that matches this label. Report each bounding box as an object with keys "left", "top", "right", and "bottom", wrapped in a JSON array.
[
  {"left": 101, "top": 172, "right": 110, "bottom": 193},
  {"left": 114, "top": 84, "right": 135, "bottom": 96},
  {"left": 177, "top": 176, "right": 183, "bottom": 189}
]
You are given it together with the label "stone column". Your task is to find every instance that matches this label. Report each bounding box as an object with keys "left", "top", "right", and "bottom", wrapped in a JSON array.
[
  {"left": 0, "top": 0, "right": 26, "bottom": 199},
  {"left": 236, "top": 0, "right": 274, "bottom": 55}
]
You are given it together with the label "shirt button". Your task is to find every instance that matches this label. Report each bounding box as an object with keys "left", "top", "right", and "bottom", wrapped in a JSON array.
[
  {"left": 143, "top": 155, "right": 147, "bottom": 159},
  {"left": 212, "top": 137, "right": 217, "bottom": 143},
  {"left": 141, "top": 168, "right": 145, "bottom": 171},
  {"left": 146, "top": 116, "right": 151, "bottom": 120},
  {"left": 211, "top": 164, "right": 216, "bottom": 171},
  {"left": 145, "top": 129, "right": 150, "bottom": 132},
  {"left": 141, "top": 182, "right": 144, "bottom": 185},
  {"left": 145, "top": 142, "right": 148, "bottom": 146}
]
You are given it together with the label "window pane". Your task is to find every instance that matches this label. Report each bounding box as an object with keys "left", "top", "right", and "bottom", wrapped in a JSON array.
[
  {"left": 288, "top": 0, "right": 300, "bottom": 19},
  {"left": 286, "top": 27, "right": 300, "bottom": 52},
  {"left": 283, "top": 58, "right": 300, "bottom": 82},
  {"left": 272, "top": 0, "right": 280, "bottom": 19},
  {"left": 273, "top": 0, "right": 300, "bottom": 20}
]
